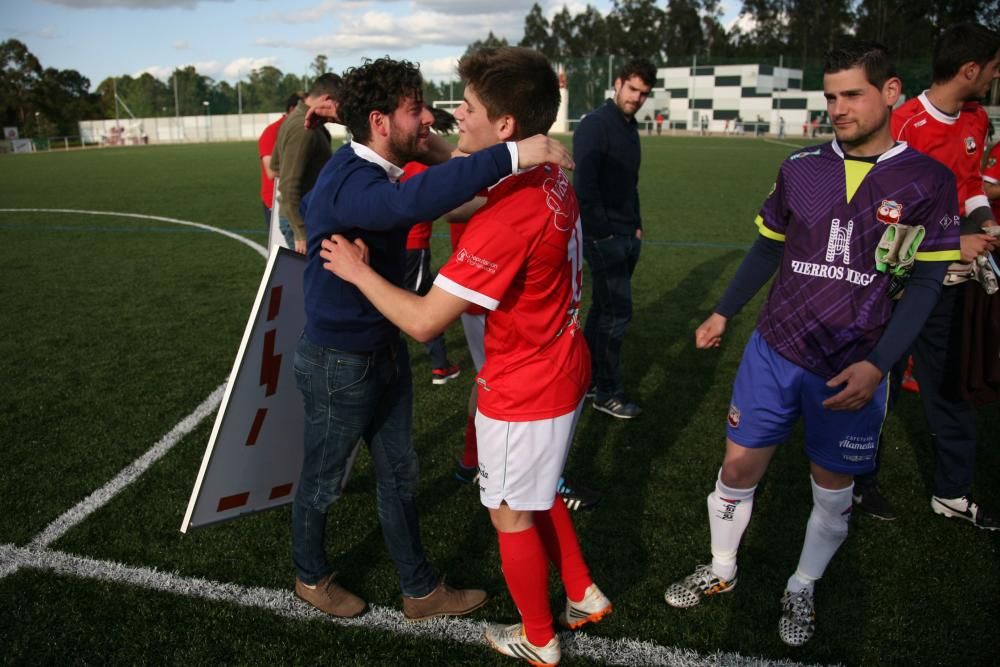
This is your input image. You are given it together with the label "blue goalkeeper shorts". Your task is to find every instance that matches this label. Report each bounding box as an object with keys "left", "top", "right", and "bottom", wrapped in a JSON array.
[{"left": 725, "top": 330, "right": 887, "bottom": 475}]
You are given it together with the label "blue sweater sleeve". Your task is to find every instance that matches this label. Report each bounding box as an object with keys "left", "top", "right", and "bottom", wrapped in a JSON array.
[
  {"left": 865, "top": 260, "right": 947, "bottom": 374},
  {"left": 572, "top": 114, "right": 609, "bottom": 232},
  {"left": 307, "top": 143, "right": 512, "bottom": 237},
  {"left": 715, "top": 235, "right": 784, "bottom": 318}
]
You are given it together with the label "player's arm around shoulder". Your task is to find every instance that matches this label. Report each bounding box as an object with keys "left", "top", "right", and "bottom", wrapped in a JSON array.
[{"left": 320, "top": 234, "right": 468, "bottom": 342}]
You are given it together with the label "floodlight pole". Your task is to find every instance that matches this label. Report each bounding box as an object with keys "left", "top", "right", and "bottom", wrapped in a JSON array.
[
  {"left": 237, "top": 73, "right": 243, "bottom": 116},
  {"left": 203, "top": 100, "right": 210, "bottom": 142},
  {"left": 113, "top": 78, "right": 121, "bottom": 128},
  {"left": 173, "top": 72, "right": 181, "bottom": 142}
]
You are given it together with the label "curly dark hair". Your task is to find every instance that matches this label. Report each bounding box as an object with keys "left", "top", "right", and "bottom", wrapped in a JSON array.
[
  {"left": 458, "top": 47, "right": 560, "bottom": 139},
  {"left": 338, "top": 57, "right": 424, "bottom": 143}
]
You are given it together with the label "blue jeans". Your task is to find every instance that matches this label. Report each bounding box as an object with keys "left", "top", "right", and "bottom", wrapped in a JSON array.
[
  {"left": 262, "top": 203, "right": 295, "bottom": 248},
  {"left": 583, "top": 232, "right": 641, "bottom": 401},
  {"left": 291, "top": 335, "right": 438, "bottom": 597}
]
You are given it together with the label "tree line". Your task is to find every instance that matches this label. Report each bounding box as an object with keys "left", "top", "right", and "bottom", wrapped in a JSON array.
[{"left": 2, "top": 0, "right": 996, "bottom": 137}]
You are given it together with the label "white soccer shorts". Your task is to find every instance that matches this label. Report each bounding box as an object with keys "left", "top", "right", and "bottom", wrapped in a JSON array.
[{"left": 475, "top": 400, "right": 584, "bottom": 511}]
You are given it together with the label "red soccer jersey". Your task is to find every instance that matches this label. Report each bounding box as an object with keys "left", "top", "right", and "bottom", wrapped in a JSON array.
[
  {"left": 983, "top": 142, "right": 1000, "bottom": 222},
  {"left": 258, "top": 115, "right": 286, "bottom": 207},
  {"left": 402, "top": 162, "right": 433, "bottom": 250},
  {"left": 892, "top": 93, "right": 990, "bottom": 217},
  {"left": 435, "top": 164, "right": 590, "bottom": 421}
]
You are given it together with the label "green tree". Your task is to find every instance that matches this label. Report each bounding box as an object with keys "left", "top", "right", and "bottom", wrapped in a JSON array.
[
  {"left": 606, "top": 0, "right": 667, "bottom": 61},
  {"left": 520, "top": 3, "right": 558, "bottom": 58},
  {"left": 463, "top": 31, "right": 510, "bottom": 57},
  {"left": 310, "top": 54, "right": 329, "bottom": 78},
  {"left": 0, "top": 39, "right": 42, "bottom": 130}
]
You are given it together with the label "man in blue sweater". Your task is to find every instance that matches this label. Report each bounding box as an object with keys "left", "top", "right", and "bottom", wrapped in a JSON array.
[
  {"left": 573, "top": 59, "right": 656, "bottom": 419},
  {"left": 291, "top": 56, "right": 573, "bottom": 621}
]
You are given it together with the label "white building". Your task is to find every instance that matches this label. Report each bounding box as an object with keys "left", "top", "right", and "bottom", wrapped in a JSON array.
[{"left": 635, "top": 63, "right": 829, "bottom": 136}]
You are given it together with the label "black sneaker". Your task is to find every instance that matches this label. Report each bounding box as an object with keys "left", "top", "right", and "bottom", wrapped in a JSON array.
[
  {"left": 557, "top": 476, "right": 601, "bottom": 511},
  {"left": 454, "top": 460, "right": 479, "bottom": 485},
  {"left": 931, "top": 495, "right": 1000, "bottom": 531},
  {"left": 584, "top": 385, "right": 597, "bottom": 400},
  {"left": 593, "top": 397, "right": 641, "bottom": 419},
  {"left": 852, "top": 484, "right": 897, "bottom": 521}
]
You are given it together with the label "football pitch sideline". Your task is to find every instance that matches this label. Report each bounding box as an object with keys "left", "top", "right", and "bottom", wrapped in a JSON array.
[{"left": 1, "top": 137, "right": 997, "bottom": 665}]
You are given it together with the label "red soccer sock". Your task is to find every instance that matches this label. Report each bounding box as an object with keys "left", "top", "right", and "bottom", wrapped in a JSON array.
[
  {"left": 460, "top": 415, "right": 478, "bottom": 469},
  {"left": 534, "top": 498, "right": 592, "bottom": 602},
  {"left": 497, "top": 525, "right": 554, "bottom": 647}
]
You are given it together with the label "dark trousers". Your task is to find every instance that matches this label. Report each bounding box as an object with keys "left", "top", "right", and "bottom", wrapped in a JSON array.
[
  {"left": 857, "top": 286, "right": 978, "bottom": 497},
  {"left": 405, "top": 249, "right": 448, "bottom": 369},
  {"left": 583, "top": 232, "right": 641, "bottom": 401}
]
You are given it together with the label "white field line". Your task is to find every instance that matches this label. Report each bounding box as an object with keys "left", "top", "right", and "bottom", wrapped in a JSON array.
[
  {"left": 0, "top": 544, "right": 823, "bottom": 667},
  {"left": 762, "top": 139, "right": 807, "bottom": 150},
  {"left": 27, "top": 382, "right": 227, "bottom": 550},
  {"left": 1, "top": 207, "right": 830, "bottom": 666},
  {"left": 0, "top": 208, "right": 267, "bottom": 259}
]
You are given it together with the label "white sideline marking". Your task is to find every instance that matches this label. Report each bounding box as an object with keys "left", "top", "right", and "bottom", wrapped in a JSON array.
[
  {"left": 763, "top": 139, "right": 807, "bottom": 150},
  {"left": 0, "top": 208, "right": 267, "bottom": 259},
  {"left": 27, "top": 382, "right": 227, "bottom": 551},
  {"left": 1, "top": 544, "right": 821, "bottom": 667},
  {"left": 1, "top": 207, "right": 828, "bottom": 666}
]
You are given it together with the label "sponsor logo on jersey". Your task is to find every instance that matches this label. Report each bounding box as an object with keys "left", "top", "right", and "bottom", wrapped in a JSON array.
[
  {"left": 965, "top": 136, "right": 976, "bottom": 155},
  {"left": 939, "top": 215, "right": 959, "bottom": 228},
  {"left": 876, "top": 199, "right": 903, "bottom": 225},
  {"left": 456, "top": 247, "right": 498, "bottom": 274},
  {"left": 789, "top": 148, "right": 821, "bottom": 161},
  {"left": 988, "top": 157, "right": 997, "bottom": 168},
  {"left": 727, "top": 404, "right": 740, "bottom": 427},
  {"left": 825, "top": 217, "right": 854, "bottom": 264},
  {"left": 543, "top": 169, "right": 574, "bottom": 230}
]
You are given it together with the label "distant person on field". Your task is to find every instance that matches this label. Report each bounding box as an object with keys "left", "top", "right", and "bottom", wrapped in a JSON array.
[
  {"left": 778, "top": 115, "right": 786, "bottom": 138},
  {"left": 573, "top": 58, "right": 656, "bottom": 419},
  {"left": 289, "top": 55, "right": 572, "bottom": 622},
  {"left": 655, "top": 112, "right": 664, "bottom": 135},
  {"left": 644, "top": 113, "right": 652, "bottom": 135},
  {"left": 258, "top": 93, "right": 302, "bottom": 246},
  {"left": 663, "top": 40, "right": 960, "bottom": 647},
  {"left": 271, "top": 74, "right": 341, "bottom": 254},
  {"left": 321, "top": 47, "right": 611, "bottom": 667}
]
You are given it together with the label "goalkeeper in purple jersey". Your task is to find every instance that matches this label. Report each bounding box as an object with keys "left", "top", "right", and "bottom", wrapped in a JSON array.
[{"left": 663, "top": 40, "right": 961, "bottom": 647}]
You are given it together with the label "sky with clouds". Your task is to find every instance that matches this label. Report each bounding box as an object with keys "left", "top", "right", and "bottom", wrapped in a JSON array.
[{"left": 3, "top": 0, "right": 741, "bottom": 89}]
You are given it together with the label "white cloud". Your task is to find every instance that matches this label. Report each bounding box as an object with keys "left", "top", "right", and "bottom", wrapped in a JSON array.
[
  {"left": 418, "top": 55, "right": 460, "bottom": 81},
  {"left": 249, "top": 0, "right": 371, "bottom": 25},
  {"left": 39, "top": 0, "right": 233, "bottom": 9},
  {"left": 133, "top": 56, "right": 278, "bottom": 81},
  {"left": 413, "top": 0, "right": 537, "bottom": 16},
  {"left": 38, "top": 26, "right": 57, "bottom": 38},
  {"left": 172, "top": 39, "right": 189, "bottom": 50}
]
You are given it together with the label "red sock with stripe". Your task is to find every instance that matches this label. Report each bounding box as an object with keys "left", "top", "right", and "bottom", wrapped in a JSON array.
[
  {"left": 460, "top": 415, "right": 477, "bottom": 469},
  {"left": 534, "top": 498, "right": 592, "bottom": 602},
  {"left": 497, "top": 525, "right": 554, "bottom": 646}
]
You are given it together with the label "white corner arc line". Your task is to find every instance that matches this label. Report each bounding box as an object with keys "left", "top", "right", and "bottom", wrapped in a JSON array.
[
  {"left": 28, "top": 383, "right": 227, "bottom": 550},
  {"left": 0, "top": 544, "right": 823, "bottom": 667},
  {"left": 763, "top": 139, "right": 806, "bottom": 150},
  {"left": 0, "top": 208, "right": 267, "bottom": 259}
]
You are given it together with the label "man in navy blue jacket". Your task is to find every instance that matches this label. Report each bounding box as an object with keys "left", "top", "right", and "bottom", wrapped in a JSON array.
[
  {"left": 573, "top": 59, "right": 656, "bottom": 419},
  {"left": 291, "top": 56, "right": 573, "bottom": 621}
]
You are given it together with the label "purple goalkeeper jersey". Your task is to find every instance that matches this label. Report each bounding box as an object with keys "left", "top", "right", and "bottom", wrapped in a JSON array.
[{"left": 756, "top": 140, "right": 960, "bottom": 379}]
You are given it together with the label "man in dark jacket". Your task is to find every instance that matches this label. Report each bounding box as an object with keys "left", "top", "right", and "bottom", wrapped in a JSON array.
[{"left": 573, "top": 59, "right": 656, "bottom": 418}]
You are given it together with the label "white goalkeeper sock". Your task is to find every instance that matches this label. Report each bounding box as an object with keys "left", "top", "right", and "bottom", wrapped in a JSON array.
[
  {"left": 789, "top": 476, "right": 853, "bottom": 593},
  {"left": 708, "top": 470, "right": 756, "bottom": 581}
]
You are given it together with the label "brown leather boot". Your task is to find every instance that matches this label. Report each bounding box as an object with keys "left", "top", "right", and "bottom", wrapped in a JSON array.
[
  {"left": 295, "top": 574, "right": 368, "bottom": 618},
  {"left": 401, "top": 580, "right": 488, "bottom": 621}
]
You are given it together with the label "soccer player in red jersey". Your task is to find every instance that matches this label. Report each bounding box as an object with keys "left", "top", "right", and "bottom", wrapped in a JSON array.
[
  {"left": 853, "top": 22, "right": 1000, "bottom": 528},
  {"left": 320, "top": 47, "right": 611, "bottom": 666},
  {"left": 983, "top": 138, "right": 1000, "bottom": 222}
]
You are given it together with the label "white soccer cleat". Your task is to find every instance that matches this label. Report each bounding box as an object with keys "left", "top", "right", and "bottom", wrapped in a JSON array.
[
  {"left": 778, "top": 588, "right": 816, "bottom": 647},
  {"left": 664, "top": 563, "right": 737, "bottom": 608},
  {"left": 558, "top": 583, "right": 612, "bottom": 630},
  {"left": 484, "top": 623, "right": 560, "bottom": 666}
]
